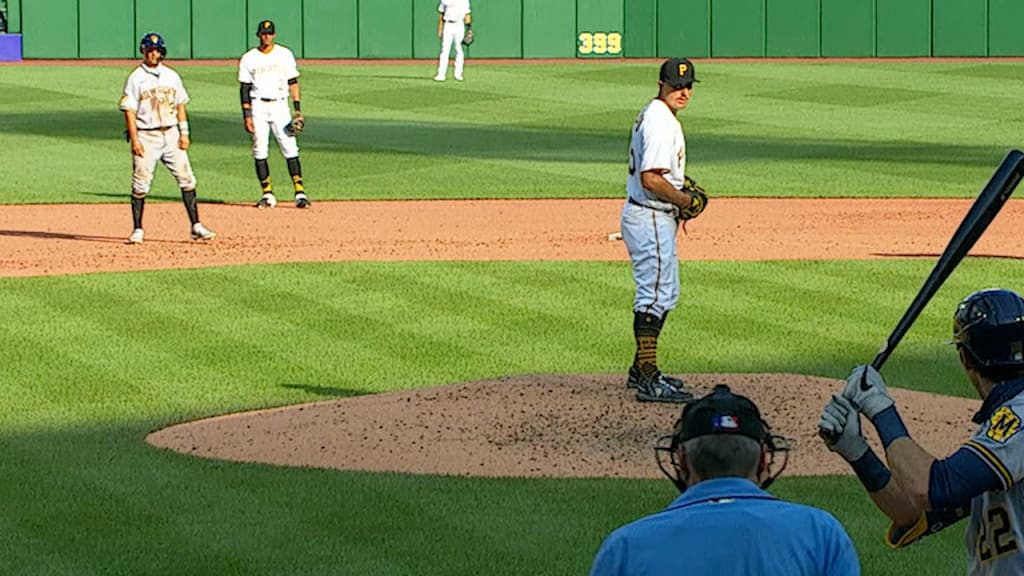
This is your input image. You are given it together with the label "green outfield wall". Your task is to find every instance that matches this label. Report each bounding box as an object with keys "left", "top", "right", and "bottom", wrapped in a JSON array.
[{"left": 14, "top": 0, "right": 1024, "bottom": 59}]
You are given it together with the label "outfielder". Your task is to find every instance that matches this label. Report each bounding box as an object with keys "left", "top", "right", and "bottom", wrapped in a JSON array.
[
  {"left": 820, "top": 288, "right": 1024, "bottom": 575},
  {"left": 591, "top": 385, "right": 859, "bottom": 575},
  {"left": 434, "top": 0, "right": 471, "bottom": 82},
  {"left": 120, "top": 32, "right": 215, "bottom": 244},
  {"left": 239, "top": 19, "right": 309, "bottom": 209},
  {"left": 621, "top": 58, "right": 708, "bottom": 403}
]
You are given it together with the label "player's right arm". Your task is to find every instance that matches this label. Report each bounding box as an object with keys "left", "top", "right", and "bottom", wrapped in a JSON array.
[
  {"left": 238, "top": 54, "right": 255, "bottom": 133},
  {"left": 123, "top": 110, "right": 143, "bottom": 157}
]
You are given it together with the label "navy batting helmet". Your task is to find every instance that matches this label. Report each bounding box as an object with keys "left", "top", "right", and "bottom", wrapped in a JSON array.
[
  {"left": 952, "top": 288, "right": 1024, "bottom": 368},
  {"left": 139, "top": 32, "right": 167, "bottom": 56}
]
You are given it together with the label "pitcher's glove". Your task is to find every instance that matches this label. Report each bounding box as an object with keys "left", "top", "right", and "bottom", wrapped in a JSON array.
[
  {"left": 284, "top": 117, "right": 304, "bottom": 137},
  {"left": 677, "top": 176, "right": 708, "bottom": 220},
  {"left": 463, "top": 26, "right": 475, "bottom": 46}
]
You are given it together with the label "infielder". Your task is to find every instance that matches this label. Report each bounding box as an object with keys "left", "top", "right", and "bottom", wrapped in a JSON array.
[
  {"left": 239, "top": 20, "right": 309, "bottom": 209},
  {"left": 434, "top": 0, "right": 471, "bottom": 82},
  {"left": 591, "top": 385, "right": 859, "bottom": 575},
  {"left": 621, "top": 58, "right": 708, "bottom": 403},
  {"left": 119, "top": 32, "right": 215, "bottom": 244},
  {"left": 820, "top": 288, "right": 1024, "bottom": 575}
]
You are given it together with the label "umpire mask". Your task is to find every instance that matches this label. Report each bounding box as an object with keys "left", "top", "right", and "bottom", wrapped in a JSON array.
[{"left": 655, "top": 385, "right": 791, "bottom": 493}]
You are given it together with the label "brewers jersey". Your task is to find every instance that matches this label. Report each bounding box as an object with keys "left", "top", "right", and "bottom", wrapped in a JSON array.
[
  {"left": 119, "top": 63, "right": 188, "bottom": 130},
  {"left": 238, "top": 45, "right": 299, "bottom": 101},
  {"left": 626, "top": 98, "right": 685, "bottom": 213},
  {"left": 889, "top": 383, "right": 1024, "bottom": 575}
]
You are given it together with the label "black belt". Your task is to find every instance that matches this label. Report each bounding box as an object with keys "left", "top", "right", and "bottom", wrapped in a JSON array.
[
  {"left": 628, "top": 197, "right": 675, "bottom": 214},
  {"left": 445, "top": 19, "right": 459, "bottom": 23},
  {"left": 259, "top": 97, "right": 283, "bottom": 102},
  {"left": 139, "top": 126, "right": 175, "bottom": 132}
]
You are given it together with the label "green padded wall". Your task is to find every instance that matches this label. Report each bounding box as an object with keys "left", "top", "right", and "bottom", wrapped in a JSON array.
[
  {"left": 468, "top": 0, "right": 521, "bottom": 57},
  {"left": 933, "top": 0, "right": 986, "bottom": 56},
  {"left": 359, "top": 0, "right": 412, "bottom": 57},
  {"left": 820, "top": 0, "right": 873, "bottom": 56},
  {"left": 8, "top": 0, "right": 20, "bottom": 33},
  {"left": 577, "top": 0, "right": 623, "bottom": 58},
  {"left": 413, "top": 0, "right": 439, "bottom": 59},
  {"left": 989, "top": 0, "right": 1024, "bottom": 56},
  {"left": 766, "top": 0, "right": 818, "bottom": 57},
  {"left": 137, "top": 0, "right": 191, "bottom": 59},
  {"left": 522, "top": 0, "right": 574, "bottom": 58},
  {"left": 79, "top": 0, "right": 134, "bottom": 57},
  {"left": 303, "top": 0, "right": 357, "bottom": 57},
  {"left": 21, "top": 0, "right": 76, "bottom": 58},
  {"left": 712, "top": 0, "right": 764, "bottom": 57},
  {"left": 659, "top": 0, "right": 708, "bottom": 57},
  {"left": 624, "top": 0, "right": 656, "bottom": 57},
  {"left": 248, "top": 0, "right": 303, "bottom": 57},
  {"left": 193, "top": 0, "right": 247, "bottom": 58},
  {"left": 876, "top": 0, "right": 929, "bottom": 57}
]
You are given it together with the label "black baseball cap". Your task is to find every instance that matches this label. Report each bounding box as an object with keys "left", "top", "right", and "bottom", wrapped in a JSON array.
[
  {"left": 660, "top": 58, "right": 699, "bottom": 89},
  {"left": 256, "top": 20, "right": 276, "bottom": 35},
  {"left": 678, "top": 385, "right": 766, "bottom": 442}
]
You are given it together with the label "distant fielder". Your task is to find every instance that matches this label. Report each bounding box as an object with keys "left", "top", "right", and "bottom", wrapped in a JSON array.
[
  {"left": 239, "top": 19, "right": 310, "bottom": 209},
  {"left": 119, "top": 32, "right": 215, "bottom": 244},
  {"left": 434, "top": 0, "right": 471, "bottom": 82}
]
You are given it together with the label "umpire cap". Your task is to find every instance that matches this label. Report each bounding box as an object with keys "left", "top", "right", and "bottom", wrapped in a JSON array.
[
  {"left": 677, "top": 385, "right": 768, "bottom": 443},
  {"left": 952, "top": 288, "right": 1024, "bottom": 368},
  {"left": 256, "top": 20, "right": 276, "bottom": 35}
]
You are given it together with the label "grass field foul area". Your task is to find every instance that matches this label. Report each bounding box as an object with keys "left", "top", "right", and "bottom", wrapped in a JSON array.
[{"left": 2, "top": 60, "right": 1024, "bottom": 574}]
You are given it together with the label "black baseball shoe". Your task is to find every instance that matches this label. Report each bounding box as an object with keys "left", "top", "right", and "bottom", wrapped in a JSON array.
[
  {"left": 635, "top": 371, "right": 694, "bottom": 404},
  {"left": 294, "top": 193, "right": 310, "bottom": 209},
  {"left": 627, "top": 364, "right": 686, "bottom": 390}
]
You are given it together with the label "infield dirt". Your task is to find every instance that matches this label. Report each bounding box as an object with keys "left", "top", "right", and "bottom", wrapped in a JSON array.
[{"left": 5, "top": 198, "right": 1017, "bottom": 477}]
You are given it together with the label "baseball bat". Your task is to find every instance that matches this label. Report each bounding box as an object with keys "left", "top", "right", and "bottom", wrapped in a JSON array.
[{"left": 822, "top": 149, "right": 1024, "bottom": 442}]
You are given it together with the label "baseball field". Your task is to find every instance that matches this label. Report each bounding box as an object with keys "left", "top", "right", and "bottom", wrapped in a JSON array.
[{"left": 2, "top": 59, "right": 1024, "bottom": 574}]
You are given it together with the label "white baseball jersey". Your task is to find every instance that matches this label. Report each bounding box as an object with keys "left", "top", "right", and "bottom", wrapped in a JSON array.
[
  {"left": 119, "top": 64, "right": 189, "bottom": 130},
  {"left": 962, "top": 395, "right": 1024, "bottom": 575},
  {"left": 626, "top": 98, "right": 686, "bottom": 213},
  {"left": 438, "top": 0, "right": 471, "bottom": 22},
  {"left": 238, "top": 45, "right": 299, "bottom": 101}
]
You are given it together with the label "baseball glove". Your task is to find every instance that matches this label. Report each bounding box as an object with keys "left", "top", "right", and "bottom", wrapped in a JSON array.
[
  {"left": 677, "top": 176, "right": 708, "bottom": 220},
  {"left": 284, "top": 117, "right": 304, "bottom": 137},
  {"left": 462, "top": 27, "right": 475, "bottom": 46}
]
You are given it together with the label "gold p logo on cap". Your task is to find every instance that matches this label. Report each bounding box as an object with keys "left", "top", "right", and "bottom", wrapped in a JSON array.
[{"left": 678, "top": 64, "right": 688, "bottom": 76}]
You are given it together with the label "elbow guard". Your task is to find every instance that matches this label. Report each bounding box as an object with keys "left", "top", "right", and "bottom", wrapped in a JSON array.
[{"left": 240, "top": 83, "right": 253, "bottom": 106}]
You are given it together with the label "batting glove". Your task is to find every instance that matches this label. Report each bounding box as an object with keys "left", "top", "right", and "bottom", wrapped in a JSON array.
[
  {"left": 842, "top": 364, "right": 895, "bottom": 420},
  {"left": 819, "top": 395, "right": 869, "bottom": 462}
]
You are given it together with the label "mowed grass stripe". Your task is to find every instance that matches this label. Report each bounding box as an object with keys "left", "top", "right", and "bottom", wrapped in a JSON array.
[{"left": 3, "top": 62, "right": 1024, "bottom": 203}]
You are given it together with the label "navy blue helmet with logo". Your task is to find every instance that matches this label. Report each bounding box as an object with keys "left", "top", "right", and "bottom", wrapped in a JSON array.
[
  {"left": 953, "top": 288, "right": 1024, "bottom": 368},
  {"left": 139, "top": 32, "right": 167, "bottom": 57}
]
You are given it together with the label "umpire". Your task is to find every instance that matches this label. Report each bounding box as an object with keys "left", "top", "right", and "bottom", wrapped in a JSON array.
[{"left": 591, "top": 385, "right": 860, "bottom": 575}]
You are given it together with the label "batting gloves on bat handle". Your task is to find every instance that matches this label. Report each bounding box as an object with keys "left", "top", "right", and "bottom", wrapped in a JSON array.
[
  {"left": 818, "top": 395, "right": 869, "bottom": 462},
  {"left": 842, "top": 365, "right": 895, "bottom": 420}
]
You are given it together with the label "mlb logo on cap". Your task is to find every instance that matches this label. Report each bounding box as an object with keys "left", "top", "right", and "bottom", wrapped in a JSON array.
[{"left": 713, "top": 415, "right": 739, "bottom": 431}]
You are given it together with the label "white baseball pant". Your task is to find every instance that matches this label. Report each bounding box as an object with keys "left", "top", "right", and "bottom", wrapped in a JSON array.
[
  {"left": 621, "top": 202, "right": 680, "bottom": 319},
  {"left": 437, "top": 21, "right": 466, "bottom": 79},
  {"left": 132, "top": 126, "right": 196, "bottom": 195},
  {"left": 251, "top": 98, "right": 299, "bottom": 160}
]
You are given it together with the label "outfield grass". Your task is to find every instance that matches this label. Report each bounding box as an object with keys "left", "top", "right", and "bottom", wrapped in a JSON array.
[
  {"left": 2, "top": 61, "right": 1024, "bottom": 203},
  {"left": 3, "top": 61, "right": 1022, "bottom": 574}
]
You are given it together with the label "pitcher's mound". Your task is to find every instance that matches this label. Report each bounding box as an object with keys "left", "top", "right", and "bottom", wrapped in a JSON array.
[{"left": 147, "top": 373, "right": 979, "bottom": 478}]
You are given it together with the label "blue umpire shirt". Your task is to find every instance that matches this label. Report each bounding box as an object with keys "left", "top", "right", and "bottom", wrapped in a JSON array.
[{"left": 590, "top": 477, "right": 860, "bottom": 576}]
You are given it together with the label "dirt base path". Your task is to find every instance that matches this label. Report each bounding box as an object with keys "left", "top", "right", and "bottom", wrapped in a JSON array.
[
  {"left": 5, "top": 198, "right": 1010, "bottom": 478},
  {"left": 3, "top": 198, "right": 1024, "bottom": 277}
]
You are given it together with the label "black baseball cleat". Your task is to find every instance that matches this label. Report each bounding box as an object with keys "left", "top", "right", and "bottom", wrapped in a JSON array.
[
  {"left": 634, "top": 371, "right": 694, "bottom": 404},
  {"left": 295, "top": 193, "right": 310, "bottom": 209},
  {"left": 627, "top": 364, "right": 685, "bottom": 390}
]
